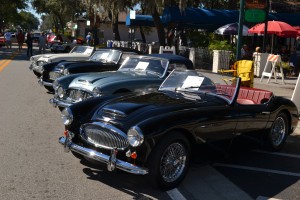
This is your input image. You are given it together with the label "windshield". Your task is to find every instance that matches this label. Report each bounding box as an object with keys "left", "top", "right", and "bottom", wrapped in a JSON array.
[
  {"left": 70, "top": 46, "right": 94, "bottom": 55},
  {"left": 89, "top": 50, "right": 110, "bottom": 61},
  {"left": 118, "top": 56, "right": 168, "bottom": 77},
  {"left": 159, "top": 69, "right": 240, "bottom": 103}
]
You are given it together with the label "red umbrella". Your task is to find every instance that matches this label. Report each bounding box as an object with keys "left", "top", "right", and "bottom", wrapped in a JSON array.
[
  {"left": 248, "top": 21, "right": 298, "bottom": 53},
  {"left": 248, "top": 21, "right": 298, "bottom": 38},
  {"left": 293, "top": 26, "right": 300, "bottom": 36}
]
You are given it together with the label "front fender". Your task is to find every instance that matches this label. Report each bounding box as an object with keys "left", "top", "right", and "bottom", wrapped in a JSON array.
[
  {"left": 67, "top": 95, "right": 120, "bottom": 132},
  {"left": 43, "top": 61, "right": 61, "bottom": 71}
]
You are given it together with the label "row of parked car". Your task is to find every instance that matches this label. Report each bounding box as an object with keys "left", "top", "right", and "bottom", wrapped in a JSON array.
[{"left": 29, "top": 46, "right": 299, "bottom": 190}]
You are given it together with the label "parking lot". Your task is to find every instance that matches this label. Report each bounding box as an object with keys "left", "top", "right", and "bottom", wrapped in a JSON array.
[{"left": 0, "top": 46, "right": 299, "bottom": 200}]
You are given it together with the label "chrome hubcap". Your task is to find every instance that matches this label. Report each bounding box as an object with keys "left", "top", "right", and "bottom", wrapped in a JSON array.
[
  {"left": 271, "top": 116, "right": 286, "bottom": 146},
  {"left": 160, "top": 143, "right": 186, "bottom": 183}
]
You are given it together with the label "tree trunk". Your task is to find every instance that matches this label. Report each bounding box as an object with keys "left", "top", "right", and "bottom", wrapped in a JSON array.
[
  {"left": 139, "top": 27, "right": 146, "bottom": 43},
  {"left": 112, "top": 12, "right": 120, "bottom": 41},
  {"left": 152, "top": 7, "right": 165, "bottom": 46}
]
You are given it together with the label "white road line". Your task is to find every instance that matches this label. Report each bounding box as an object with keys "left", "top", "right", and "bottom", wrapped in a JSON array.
[
  {"left": 166, "top": 188, "right": 187, "bottom": 200},
  {"left": 214, "top": 163, "right": 300, "bottom": 177},
  {"left": 253, "top": 149, "right": 300, "bottom": 159}
]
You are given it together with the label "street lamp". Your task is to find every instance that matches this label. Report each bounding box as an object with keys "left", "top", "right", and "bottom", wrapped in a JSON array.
[{"left": 129, "top": 10, "right": 136, "bottom": 48}]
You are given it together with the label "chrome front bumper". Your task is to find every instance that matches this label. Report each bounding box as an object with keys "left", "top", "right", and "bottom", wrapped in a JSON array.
[
  {"left": 59, "top": 136, "right": 149, "bottom": 175},
  {"left": 49, "top": 98, "right": 71, "bottom": 108},
  {"left": 38, "top": 79, "right": 53, "bottom": 87}
]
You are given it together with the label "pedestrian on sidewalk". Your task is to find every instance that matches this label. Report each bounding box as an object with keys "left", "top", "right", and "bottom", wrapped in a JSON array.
[
  {"left": 38, "top": 32, "right": 47, "bottom": 54},
  {"left": 4, "top": 32, "right": 12, "bottom": 49},
  {"left": 26, "top": 31, "right": 33, "bottom": 57},
  {"left": 85, "top": 32, "right": 92, "bottom": 46},
  {"left": 17, "top": 30, "right": 25, "bottom": 51}
]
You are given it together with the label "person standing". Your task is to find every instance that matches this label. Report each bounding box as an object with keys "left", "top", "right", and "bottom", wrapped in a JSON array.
[
  {"left": 26, "top": 32, "right": 33, "bottom": 57},
  {"left": 241, "top": 44, "right": 252, "bottom": 60},
  {"left": 85, "top": 32, "right": 92, "bottom": 46},
  {"left": 38, "top": 32, "right": 47, "bottom": 54},
  {"left": 17, "top": 30, "right": 25, "bottom": 51},
  {"left": 4, "top": 32, "right": 12, "bottom": 49}
]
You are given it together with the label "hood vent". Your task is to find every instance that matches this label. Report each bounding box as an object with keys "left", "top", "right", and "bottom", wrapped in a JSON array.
[
  {"left": 77, "top": 79, "right": 92, "bottom": 84},
  {"left": 102, "top": 108, "right": 127, "bottom": 119}
]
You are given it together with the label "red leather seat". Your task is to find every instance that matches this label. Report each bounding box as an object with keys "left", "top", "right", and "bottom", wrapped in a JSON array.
[{"left": 216, "top": 85, "right": 273, "bottom": 104}]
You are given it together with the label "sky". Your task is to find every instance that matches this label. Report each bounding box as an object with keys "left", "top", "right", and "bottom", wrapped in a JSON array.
[{"left": 28, "top": 5, "right": 42, "bottom": 22}]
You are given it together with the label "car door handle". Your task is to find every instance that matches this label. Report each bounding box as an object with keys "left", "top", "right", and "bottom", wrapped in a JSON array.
[{"left": 261, "top": 111, "right": 270, "bottom": 115}]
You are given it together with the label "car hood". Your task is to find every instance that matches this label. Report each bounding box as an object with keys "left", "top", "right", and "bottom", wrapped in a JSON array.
[
  {"left": 55, "top": 61, "right": 83, "bottom": 69},
  {"left": 63, "top": 60, "right": 98, "bottom": 68},
  {"left": 39, "top": 53, "right": 70, "bottom": 59},
  {"left": 69, "top": 71, "right": 159, "bottom": 90},
  {"left": 38, "top": 53, "right": 89, "bottom": 62},
  {"left": 92, "top": 91, "right": 222, "bottom": 124}
]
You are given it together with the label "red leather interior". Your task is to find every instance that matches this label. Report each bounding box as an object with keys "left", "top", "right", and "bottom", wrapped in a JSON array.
[{"left": 216, "top": 85, "right": 273, "bottom": 104}]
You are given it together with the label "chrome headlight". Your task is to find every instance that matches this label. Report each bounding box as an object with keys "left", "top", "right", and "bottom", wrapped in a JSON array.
[
  {"left": 63, "top": 69, "right": 69, "bottom": 75},
  {"left": 92, "top": 87, "right": 102, "bottom": 97},
  {"left": 53, "top": 80, "right": 59, "bottom": 91},
  {"left": 127, "top": 126, "right": 144, "bottom": 147},
  {"left": 57, "top": 87, "right": 65, "bottom": 98},
  {"left": 61, "top": 107, "right": 73, "bottom": 125},
  {"left": 37, "top": 61, "right": 45, "bottom": 66}
]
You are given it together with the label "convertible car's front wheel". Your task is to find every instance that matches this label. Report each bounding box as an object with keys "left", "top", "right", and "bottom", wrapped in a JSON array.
[
  {"left": 265, "top": 112, "right": 289, "bottom": 151},
  {"left": 147, "top": 132, "right": 191, "bottom": 190}
]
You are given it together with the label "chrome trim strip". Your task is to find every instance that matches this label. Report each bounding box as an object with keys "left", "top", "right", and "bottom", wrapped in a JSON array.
[
  {"left": 59, "top": 136, "right": 148, "bottom": 175},
  {"left": 49, "top": 98, "right": 71, "bottom": 108},
  {"left": 42, "top": 81, "right": 53, "bottom": 87}
]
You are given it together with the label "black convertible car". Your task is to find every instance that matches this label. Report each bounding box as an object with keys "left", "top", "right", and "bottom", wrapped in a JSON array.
[
  {"left": 50, "top": 54, "right": 194, "bottom": 109},
  {"left": 58, "top": 69, "right": 298, "bottom": 190},
  {"left": 39, "top": 47, "right": 142, "bottom": 92}
]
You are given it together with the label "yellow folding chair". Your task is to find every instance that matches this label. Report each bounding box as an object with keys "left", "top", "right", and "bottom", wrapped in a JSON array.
[{"left": 219, "top": 60, "right": 254, "bottom": 87}]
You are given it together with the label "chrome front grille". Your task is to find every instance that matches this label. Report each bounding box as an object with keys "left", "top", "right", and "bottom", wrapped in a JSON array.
[
  {"left": 80, "top": 123, "right": 129, "bottom": 150},
  {"left": 66, "top": 89, "right": 93, "bottom": 102},
  {"left": 49, "top": 71, "right": 62, "bottom": 80}
]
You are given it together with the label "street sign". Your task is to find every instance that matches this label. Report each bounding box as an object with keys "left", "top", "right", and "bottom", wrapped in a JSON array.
[
  {"left": 245, "top": 9, "right": 266, "bottom": 23},
  {"left": 245, "top": 0, "right": 267, "bottom": 9},
  {"left": 130, "top": 10, "right": 136, "bottom": 20}
]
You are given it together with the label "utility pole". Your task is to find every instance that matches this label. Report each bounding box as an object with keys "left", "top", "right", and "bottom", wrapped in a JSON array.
[
  {"left": 262, "top": 0, "right": 270, "bottom": 52},
  {"left": 236, "top": 0, "right": 245, "bottom": 60}
]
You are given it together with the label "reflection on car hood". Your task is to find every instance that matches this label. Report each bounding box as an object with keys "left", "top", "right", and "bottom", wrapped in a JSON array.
[
  {"left": 39, "top": 53, "right": 69, "bottom": 59},
  {"left": 93, "top": 91, "right": 223, "bottom": 123},
  {"left": 69, "top": 71, "right": 158, "bottom": 88}
]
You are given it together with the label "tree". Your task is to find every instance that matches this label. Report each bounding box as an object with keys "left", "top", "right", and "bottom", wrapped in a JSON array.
[
  {"left": 32, "top": 0, "right": 83, "bottom": 33},
  {"left": 0, "top": 0, "right": 28, "bottom": 32},
  {"left": 18, "top": 11, "right": 40, "bottom": 31}
]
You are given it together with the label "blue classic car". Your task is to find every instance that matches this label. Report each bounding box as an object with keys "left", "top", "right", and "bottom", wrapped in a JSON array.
[
  {"left": 58, "top": 69, "right": 298, "bottom": 189},
  {"left": 49, "top": 54, "right": 194, "bottom": 109}
]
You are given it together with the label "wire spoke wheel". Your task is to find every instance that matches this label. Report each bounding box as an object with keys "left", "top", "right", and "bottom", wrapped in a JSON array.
[
  {"left": 265, "top": 112, "right": 289, "bottom": 151},
  {"left": 271, "top": 116, "right": 286, "bottom": 147},
  {"left": 160, "top": 142, "right": 187, "bottom": 183}
]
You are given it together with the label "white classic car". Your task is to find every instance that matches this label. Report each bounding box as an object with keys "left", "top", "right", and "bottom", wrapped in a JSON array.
[{"left": 29, "top": 46, "right": 95, "bottom": 77}]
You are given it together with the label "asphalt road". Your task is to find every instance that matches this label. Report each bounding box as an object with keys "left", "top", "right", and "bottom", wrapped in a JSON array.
[{"left": 0, "top": 45, "right": 299, "bottom": 200}]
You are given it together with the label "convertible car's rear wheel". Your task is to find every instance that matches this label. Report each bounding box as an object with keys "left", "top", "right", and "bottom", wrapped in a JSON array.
[
  {"left": 265, "top": 112, "right": 289, "bottom": 151},
  {"left": 147, "top": 132, "right": 190, "bottom": 190}
]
